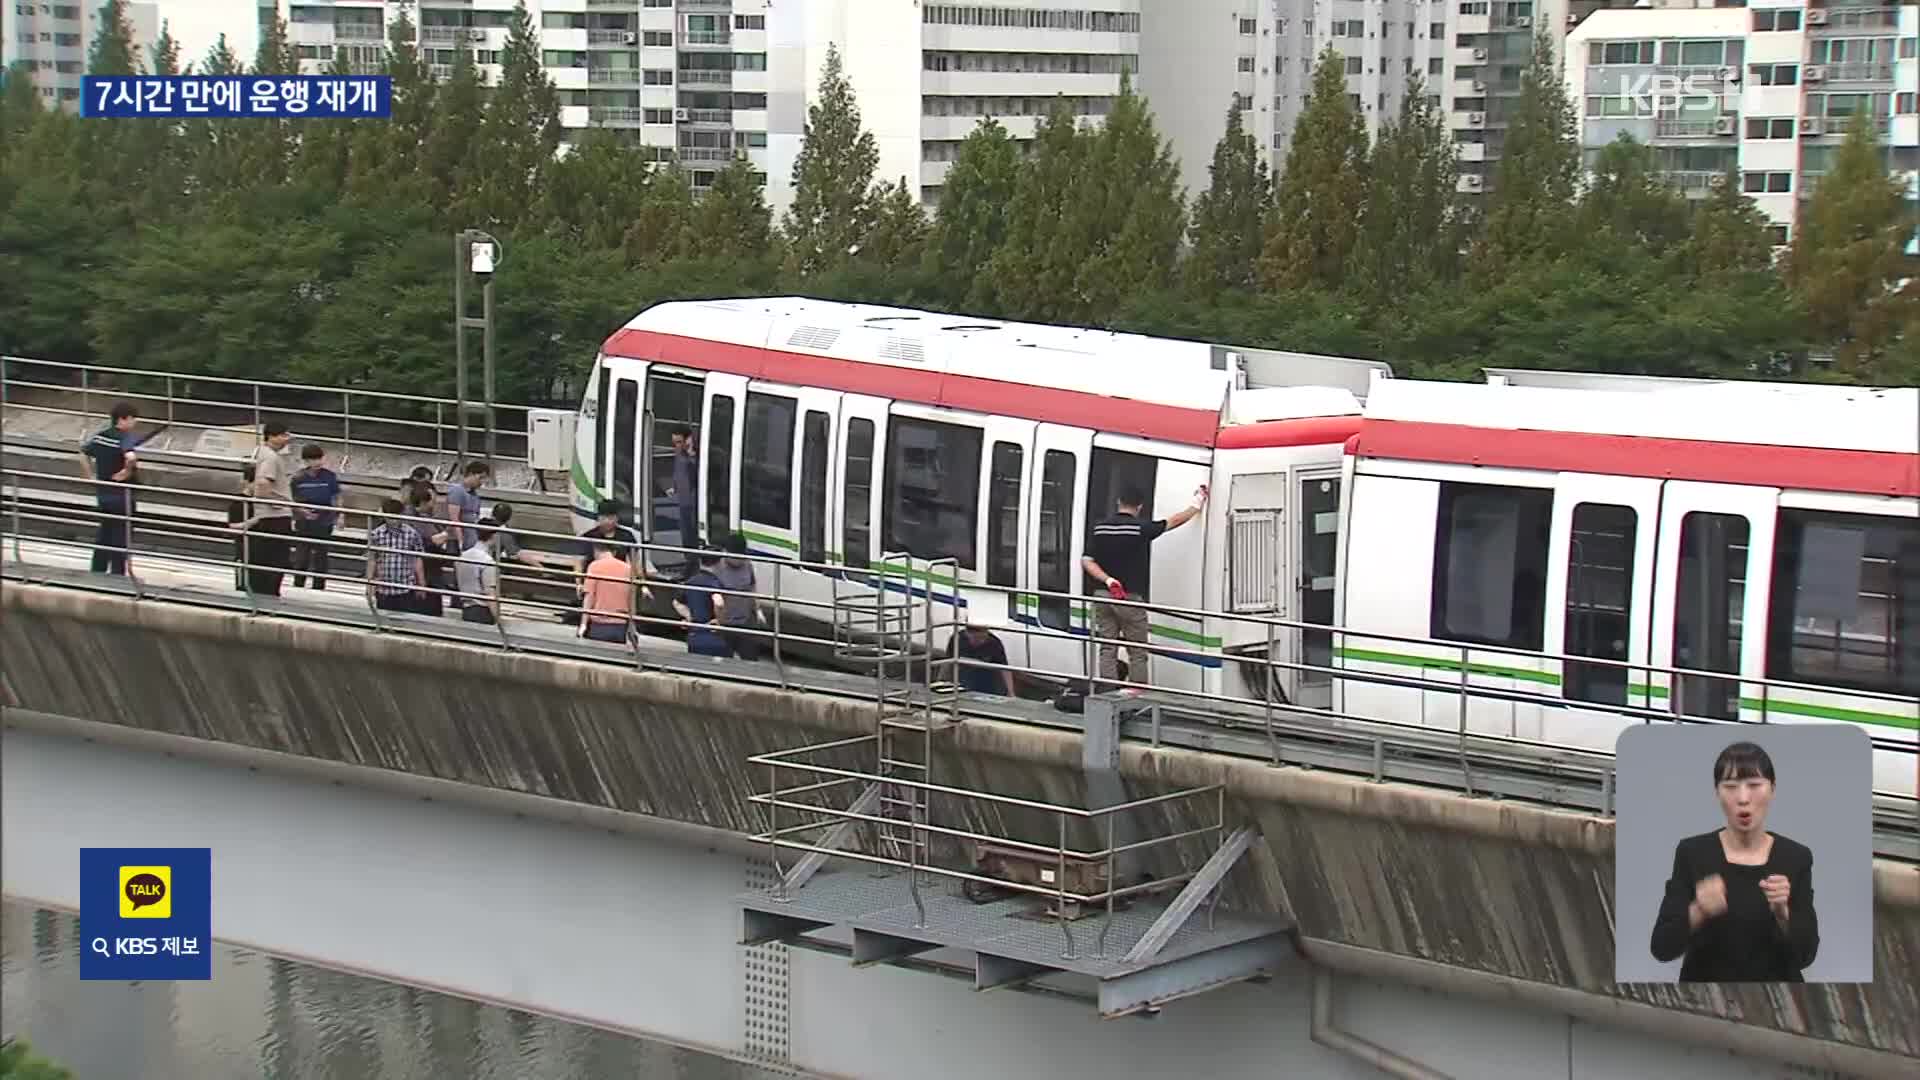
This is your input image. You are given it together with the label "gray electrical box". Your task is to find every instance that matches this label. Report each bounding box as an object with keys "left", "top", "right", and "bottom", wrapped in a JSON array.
[{"left": 527, "top": 409, "right": 577, "bottom": 472}]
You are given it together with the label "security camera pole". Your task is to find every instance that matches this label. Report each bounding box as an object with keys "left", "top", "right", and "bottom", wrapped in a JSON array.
[{"left": 453, "top": 230, "right": 503, "bottom": 468}]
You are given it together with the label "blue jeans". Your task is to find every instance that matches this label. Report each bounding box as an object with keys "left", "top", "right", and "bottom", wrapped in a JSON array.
[{"left": 585, "top": 620, "right": 628, "bottom": 643}]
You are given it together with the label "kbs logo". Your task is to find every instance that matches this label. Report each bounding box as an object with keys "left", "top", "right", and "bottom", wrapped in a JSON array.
[
  {"left": 119, "top": 865, "right": 171, "bottom": 918},
  {"left": 1615, "top": 73, "right": 1725, "bottom": 114}
]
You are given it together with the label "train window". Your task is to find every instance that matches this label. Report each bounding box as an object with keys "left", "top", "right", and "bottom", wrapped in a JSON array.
[
  {"left": 1430, "top": 482, "right": 1553, "bottom": 651},
  {"left": 1673, "top": 511, "right": 1749, "bottom": 721},
  {"left": 611, "top": 377, "right": 638, "bottom": 514},
  {"left": 593, "top": 366, "right": 610, "bottom": 490},
  {"left": 1087, "top": 448, "right": 1158, "bottom": 598},
  {"left": 799, "top": 410, "right": 830, "bottom": 563},
  {"left": 1037, "top": 450, "right": 1076, "bottom": 631},
  {"left": 1564, "top": 503, "right": 1637, "bottom": 706},
  {"left": 987, "top": 441, "right": 1023, "bottom": 589},
  {"left": 742, "top": 392, "right": 795, "bottom": 528},
  {"left": 1766, "top": 510, "right": 1919, "bottom": 697},
  {"left": 706, "top": 396, "right": 734, "bottom": 543},
  {"left": 883, "top": 416, "right": 982, "bottom": 568},
  {"left": 843, "top": 418, "right": 875, "bottom": 569}
]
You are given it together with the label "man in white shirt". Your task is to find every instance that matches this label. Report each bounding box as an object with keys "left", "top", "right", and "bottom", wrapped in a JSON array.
[
  {"left": 231, "top": 420, "right": 296, "bottom": 596},
  {"left": 457, "top": 525, "right": 500, "bottom": 625}
]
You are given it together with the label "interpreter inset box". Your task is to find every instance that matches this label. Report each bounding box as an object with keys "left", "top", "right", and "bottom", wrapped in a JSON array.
[{"left": 1613, "top": 725, "right": 1873, "bottom": 985}]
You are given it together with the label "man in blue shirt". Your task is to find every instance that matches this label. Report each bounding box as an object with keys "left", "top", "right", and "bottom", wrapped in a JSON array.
[
  {"left": 950, "top": 623, "right": 1015, "bottom": 697},
  {"left": 290, "top": 443, "right": 342, "bottom": 590},
  {"left": 80, "top": 401, "right": 141, "bottom": 575},
  {"left": 673, "top": 546, "right": 732, "bottom": 658},
  {"left": 668, "top": 425, "right": 699, "bottom": 550}
]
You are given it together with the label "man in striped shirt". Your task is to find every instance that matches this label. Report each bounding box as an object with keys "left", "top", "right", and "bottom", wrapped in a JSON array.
[{"left": 1081, "top": 484, "right": 1207, "bottom": 694}]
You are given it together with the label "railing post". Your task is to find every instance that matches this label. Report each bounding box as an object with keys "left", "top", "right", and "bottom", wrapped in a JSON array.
[
  {"left": 251, "top": 381, "right": 261, "bottom": 443},
  {"left": 772, "top": 560, "right": 786, "bottom": 688},
  {"left": 241, "top": 526, "right": 257, "bottom": 614},
  {"left": 1457, "top": 645, "right": 1475, "bottom": 797},
  {"left": 164, "top": 374, "right": 175, "bottom": 431},
  {"left": 363, "top": 522, "right": 385, "bottom": 629},
  {"left": 342, "top": 391, "right": 354, "bottom": 467},
  {"left": 80, "top": 366, "right": 89, "bottom": 423},
  {"left": 769, "top": 759, "right": 786, "bottom": 902},
  {"left": 1097, "top": 813, "right": 1116, "bottom": 959},
  {"left": 122, "top": 488, "right": 142, "bottom": 599},
  {"left": 1056, "top": 812, "right": 1076, "bottom": 959},
  {"left": 908, "top": 783, "right": 926, "bottom": 929},
  {"left": 1264, "top": 617, "right": 1279, "bottom": 765},
  {"left": 491, "top": 544, "right": 509, "bottom": 650}
]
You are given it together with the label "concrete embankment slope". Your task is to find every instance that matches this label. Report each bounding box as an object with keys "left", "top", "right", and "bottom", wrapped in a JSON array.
[{"left": 2, "top": 583, "right": 1914, "bottom": 1078}]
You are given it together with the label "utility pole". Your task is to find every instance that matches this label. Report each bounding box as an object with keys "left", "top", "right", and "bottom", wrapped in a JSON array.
[{"left": 452, "top": 230, "right": 502, "bottom": 470}]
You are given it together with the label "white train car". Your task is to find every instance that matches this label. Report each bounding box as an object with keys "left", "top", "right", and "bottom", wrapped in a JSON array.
[
  {"left": 568, "top": 297, "right": 1388, "bottom": 704},
  {"left": 1333, "top": 376, "right": 1920, "bottom": 797}
]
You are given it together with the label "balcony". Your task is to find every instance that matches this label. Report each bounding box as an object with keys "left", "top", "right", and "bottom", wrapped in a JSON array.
[
  {"left": 682, "top": 31, "right": 732, "bottom": 47},
  {"left": 684, "top": 107, "right": 731, "bottom": 125},
  {"left": 588, "top": 68, "right": 643, "bottom": 86},
  {"left": 1663, "top": 170, "right": 1725, "bottom": 196},
  {"left": 1818, "top": 62, "right": 1895, "bottom": 84},
  {"left": 1800, "top": 114, "right": 1892, "bottom": 137},
  {"left": 587, "top": 0, "right": 638, "bottom": 7},
  {"left": 677, "top": 146, "right": 740, "bottom": 163},
  {"left": 422, "top": 27, "right": 489, "bottom": 45},
  {"left": 681, "top": 0, "right": 734, "bottom": 7},
  {"left": 1458, "top": 142, "right": 1487, "bottom": 162},
  {"left": 590, "top": 106, "right": 648, "bottom": 127},
  {"left": 678, "top": 69, "right": 731, "bottom": 84},
  {"left": 1809, "top": 7, "right": 1900, "bottom": 32},
  {"left": 1456, "top": 13, "right": 1491, "bottom": 35},
  {"left": 1655, "top": 117, "right": 1733, "bottom": 139},
  {"left": 334, "top": 24, "right": 385, "bottom": 43},
  {"left": 588, "top": 29, "right": 636, "bottom": 45}
]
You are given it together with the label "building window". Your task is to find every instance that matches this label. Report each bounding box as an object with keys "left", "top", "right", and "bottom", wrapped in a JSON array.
[
  {"left": 1903, "top": 38, "right": 1918, "bottom": 61},
  {"left": 986, "top": 441, "right": 1023, "bottom": 589},
  {"left": 643, "top": 31, "right": 673, "bottom": 47},
  {"left": 1743, "top": 171, "right": 1792, "bottom": 193},
  {"left": 1767, "top": 510, "right": 1918, "bottom": 697},
  {"left": 733, "top": 14, "right": 765, "bottom": 30},
  {"left": 1346, "top": 55, "right": 1362, "bottom": 75},
  {"left": 799, "top": 410, "right": 830, "bottom": 563},
  {"left": 1429, "top": 57, "right": 1443, "bottom": 75},
  {"left": 706, "top": 396, "right": 734, "bottom": 543},
  {"left": 1430, "top": 482, "right": 1553, "bottom": 651},
  {"left": 1590, "top": 40, "right": 1656, "bottom": 66},
  {"left": 742, "top": 392, "right": 795, "bottom": 528},
  {"left": 1753, "top": 9, "right": 1802, "bottom": 33},
  {"left": 1429, "top": 22, "right": 1443, "bottom": 39},
  {"left": 1239, "top": 18, "right": 1256, "bottom": 34},
  {"left": 1237, "top": 55, "right": 1254, "bottom": 72},
  {"left": 1564, "top": 503, "right": 1638, "bottom": 706},
  {"left": 843, "top": 418, "right": 875, "bottom": 570},
  {"left": 1767, "top": 224, "right": 1789, "bottom": 246},
  {"left": 643, "top": 108, "right": 674, "bottom": 124},
  {"left": 1036, "top": 450, "right": 1076, "bottom": 631},
  {"left": 1898, "top": 92, "right": 1917, "bottom": 116},
  {"left": 1673, "top": 512, "right": 1750, "bottom": 721},
  {"left": 732, "top": 52, "right": 767, "bottom": 71},
  {"left": 1746, "top": 117, "right": 1794, "bottom": 140},
  {"left": 1748, "top": 63, "right": 1798, "bottom": 87},
  {"left": 883, "top": 416, "right": 982, "bottom": 568}
]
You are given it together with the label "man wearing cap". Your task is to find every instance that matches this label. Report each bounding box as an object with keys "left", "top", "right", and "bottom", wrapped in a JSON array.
[{"left": 1080, "top": 483, "right": 1208, "bottom": 694}]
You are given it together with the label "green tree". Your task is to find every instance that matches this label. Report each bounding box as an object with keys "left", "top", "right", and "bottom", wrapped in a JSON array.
[
  {"left": 1786, "top": 114, "right": 1918, "bottom": 380},
  {"left": 463, "top": 1, "right": 561, "bottom": 228},
  {"left": 1261, "top": 48, "right": 1368, "bottom": 293},
  {"left": 0, "top": 1037, "right": 75, "bottom": 1080},
  {"left": 150, "top": 22, "right": 182, "bottom": 75},
  {"left": 1575, "top": 135, "right": 1691, "bottom": 258},
  {"left": 925, "top": 117, "right": 1019, "bottom": 310},
  {"left": 694, "top": 154, "right": 775, "bottom": 263},
  {"left": 345, "top": 7, "right": 439, "bottom": 209},
  {"left": 1352, "top": 77, "right": 1460, "bottom": 304},
  {"left": 1065, "top": 72, "right": 1186, "bottom": 318},
  {"left": 538, "top": 130, "right": 659, "bottom": 250},
  {"left": 1684, "top": 166, "right": 1778, "bottom": 279},
  {"left": 86, "top": 0, "right": 140, "bottom": 75},
  {"left": 860, "top": 177, "right": 930, "bottom": 274},
  {"left": 985, "top": 100, "right": 1091, "bottom": 321},
  {"left": 782, "top": 45, "right": 879, "bottom": 279},
  {"left": 1183, "top": 99, "right": 1270, "bottom": 294},
  {"left": 1469, "top": 28, "right": 1580, "bottom": 280},
  {"left": 1, "top": 61, "right": 41, "bottom": 149}
]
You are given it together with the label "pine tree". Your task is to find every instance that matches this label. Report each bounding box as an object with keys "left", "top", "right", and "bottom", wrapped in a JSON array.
[
  {"left": 86, "top": 0, "right": 140, "bottom": 75},
  {"left": 1469, "top": 29, "right": 1581, "bottom": 280},
  {"left": 622, "top": 163, "right": 697, "bottom": 267},
  {"left": 986, "top": 100, "right": 1090, "bottom": 320},
  {"left": 238, "top": 12, "right": 302, "bottom": 192},
  {"left": 538, "top": 130, "right": 656, "bottom": 250},
  {"left": 861, "top": 177, "right": 929, "bottom": 274},
  {"left": 1184, "top": 100, "right": 1270, "bottom": 294},
  {"left": 926, "top": 117, "right": 1019, "bottom": 310},
  {"left": 423, "top": 46, "right": 486, "bottom": 222},
  {"left": 464, "top": 1, "right": 561, "bottom": 228},
  {"left": 345, "top": 6, "right": 438, "bottom": 208},
  {"left": 1352, "top": 77, "right": 1460, "bottom": 304},
  {"left": 1576, "top": 134, "right": 1691, "bottom": 258},
  {"left": 1065, "top": 72, "right": 1185, "bottom": 318},
  {"left": 1786, "top": 114, "right": 1917, "bottom": 379},
  {"left": 782, "top": 45, "right": 879, "bottom": 279},
  {"left": 1261, "top": 48, "right": 1368, "bottom": 293},
  {"left": 1, "top": 61, "right": 41, "bottom": 149},
  {"left": 1685, "top": 166, "right": 1777, "bottom": 279},
  {"left": 150, "top": 22, "right": 182, "bottom": 76},
  {"left": 695, "top": 155, "right": 774, "bottom": 263},
  {"left": 253, "top": 11, "right": 300, "bottom": 75}
]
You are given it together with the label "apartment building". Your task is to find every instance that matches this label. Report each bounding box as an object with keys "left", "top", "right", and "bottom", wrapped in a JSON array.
[
  {"left": 1567, "top": 0, "right": 1919, "bottom": 246},
  {"left": 4, "top": 0, "right": 158, "bottom": 109}
]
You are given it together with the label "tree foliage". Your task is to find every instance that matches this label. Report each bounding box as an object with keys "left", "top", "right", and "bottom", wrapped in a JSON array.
[
  {"left": 1470, "top": 28, "right": 1581, "bottom": 280},
  {"left": 1185, "top": 101, "right": 1270, "bottom": 294},
  {"left": 928, "top": 117, "right": 1020, "bottom": 310},
  {"left": 782, "top": 45, "right": 879, "bottom": 280},
  {"left": 1352, "top": 77, "right": 1460, "bottom": 304},
  {"left": 1262, "top": 48, "right": 1368, "bottom": 293}
]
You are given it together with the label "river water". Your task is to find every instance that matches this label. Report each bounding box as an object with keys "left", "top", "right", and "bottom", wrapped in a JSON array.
[{"left": 0, "top": 902, "right": 794, "bottom": 1080}]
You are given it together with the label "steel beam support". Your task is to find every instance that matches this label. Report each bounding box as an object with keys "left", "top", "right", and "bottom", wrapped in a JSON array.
[
  {"left": 1123, "top": 826, "right": 1257, "bottom": 964},
  {"left": 1096, "top": 932, "right": 1292, "bottom": 1019},
  {"left": 851, "top": 928, "right": 939, "bottom": 968},
  {"left": 781, "top": 783, "right": 880, "bottom": 892},
  {"left": 741, "top": 908, "right": 831, "bottom": 947},
  {"left": 974, "top": 953, "right": 1054, "bottom": 992}
]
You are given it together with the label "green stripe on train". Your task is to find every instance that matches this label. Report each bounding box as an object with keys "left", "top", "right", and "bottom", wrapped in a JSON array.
[{"left": 1341, "top": 648, "right": 1917, "bottom": 730}]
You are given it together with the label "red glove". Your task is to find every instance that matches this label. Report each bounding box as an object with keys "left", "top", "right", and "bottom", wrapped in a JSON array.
[{"left": 1105, "top": 579, "right": 1127, "bottom": 600}]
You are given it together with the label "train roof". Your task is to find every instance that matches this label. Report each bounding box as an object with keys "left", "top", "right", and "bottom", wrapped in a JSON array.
[
  {"left": 600, "top": 297, "right": 1380, "bottom": 448},
  {"left": 1353, "top": 378, "right": 1920, "bottom": 499}
]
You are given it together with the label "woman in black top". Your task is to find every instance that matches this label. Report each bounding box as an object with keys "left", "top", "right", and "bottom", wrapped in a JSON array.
[{"left": 1649, "top": 741, "right": 1819, "bottom": 982}]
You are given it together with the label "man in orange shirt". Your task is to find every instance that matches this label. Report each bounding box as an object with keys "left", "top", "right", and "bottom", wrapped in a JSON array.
[{"left": 580, "top": 542, "right": 641, "bottom": 643}]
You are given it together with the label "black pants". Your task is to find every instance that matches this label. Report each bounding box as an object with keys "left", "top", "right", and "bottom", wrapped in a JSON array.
[
  {"left": 91, "top": 500, "right": 130, "bottom": 574},
  {"left": 244, "top": 517, "right": 294, "bottom": 596},
  {"left": 291, "top": 519, "right": 335, "bottom": 588}
]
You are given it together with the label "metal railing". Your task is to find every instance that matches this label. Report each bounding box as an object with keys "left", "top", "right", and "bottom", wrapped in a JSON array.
[
  {"left": 587, "top": 29, "right": 635, "bottom": 44},
  {"left": 2, "top": 468, "right": 1915, "bottom": 855},
  {"left": 1819, "top": 62, "right": 1895, "bottom": 83},
  {"left": 590, "top": 106, "right": 649, "bottom": 126},
  {"left": 682, "top": 31, "right": 732, "bottom": 46},
  {"left": 1, "top": 357, "right": 535, "bottom": 474},
  {"left": 588, "top": 68, "right": 644, "bottom": 85},
  {"left": 678, "top": 70, "right": 731, "bottom": 84},
  {"left": 334, "top": 24, "right": 387, "bottom": 42}
]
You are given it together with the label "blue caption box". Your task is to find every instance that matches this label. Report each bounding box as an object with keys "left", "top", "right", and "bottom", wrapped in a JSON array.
[
  {"left": 79, "top": 847, "right": 213, "bottom": 981},
  {"left": 82, "top": 76, "right": 392, "bottom": 118}
]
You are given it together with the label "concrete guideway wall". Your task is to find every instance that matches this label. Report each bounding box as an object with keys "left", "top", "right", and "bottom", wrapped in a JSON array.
[{"left": 1, "top": 583, "right": 1915, "bottom": 1077}]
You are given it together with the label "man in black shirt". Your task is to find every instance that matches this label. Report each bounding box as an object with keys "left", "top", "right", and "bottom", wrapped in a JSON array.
[
  {"left": 950, "top": 622, "right": 1015, "bottom": 697},
  {"left": 81, "top": 401, "right": 141, "bottom": 575},
  {"left": 1080, "top": 483, "right": 1207, "bottom": 693}
]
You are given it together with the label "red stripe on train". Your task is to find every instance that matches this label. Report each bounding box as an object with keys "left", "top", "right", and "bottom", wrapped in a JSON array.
[
  {"left": 604, "top": 328, "right": 1225, "bottom": 447},
  {"left": 1352, "top": 420, "right": 1920, "bottom": 498},
  {"left": 1214, "top": 415, "right": 1363, "bottom": 449}
]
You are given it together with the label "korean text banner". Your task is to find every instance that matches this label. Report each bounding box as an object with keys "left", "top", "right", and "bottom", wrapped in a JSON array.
[
  {"left": 79, "top": 847, "right": 213, "bottom": 980},
  {"left": 82, "top": 76, "right": 392, "bottom": 119}
]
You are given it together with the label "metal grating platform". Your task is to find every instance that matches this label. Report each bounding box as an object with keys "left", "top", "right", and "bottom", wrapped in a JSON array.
[{"left": 738, "top": 868, "right": 1294, "bottom": 1018}]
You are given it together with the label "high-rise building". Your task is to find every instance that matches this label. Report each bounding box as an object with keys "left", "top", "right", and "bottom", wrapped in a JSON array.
[
  {"left": 1566, "top": 0, "right": 1919, "bottom": 247},
  {"left": 4, "top": 0, "right": 160, "bottom": 110}
]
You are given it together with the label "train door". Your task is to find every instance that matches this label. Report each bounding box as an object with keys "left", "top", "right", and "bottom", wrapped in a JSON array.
[
  {"left": 1025, "top": 424, "right": 1093, "bottom": 680},
  {"left": 1226, "top": 471, "right": 1290, "bottom": 701},
  {"left": 976, "top": 416, "right": 1037, "bottom": 628},
  {"left": 1539, "top": 474, "right": 1662, "bottom": 744},
  {"left": 1293, "top": 467, "right": 1343, "bottom": 710},
  {"left": 837, "top": 394, "right": 889, "bottom": 575},
  {"left": 701, "top": 373, "right": 746, "bottom": 548},
  {"left": 1650, "top": 481, "right": 1779, "bottom": 724},
  {"left": 602, "top": 360, "right": 646, "bottom": 525},
  {"left": 738, "top": 386, "right": 801, "bottom": 564},
  {"left": 643, "top": 368, "right": 705, "bottom": 572}
]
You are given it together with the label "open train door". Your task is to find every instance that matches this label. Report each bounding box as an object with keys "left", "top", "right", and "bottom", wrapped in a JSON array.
[{"left": 1023, "top": 423, "right": 1093, "bottom": 683}]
